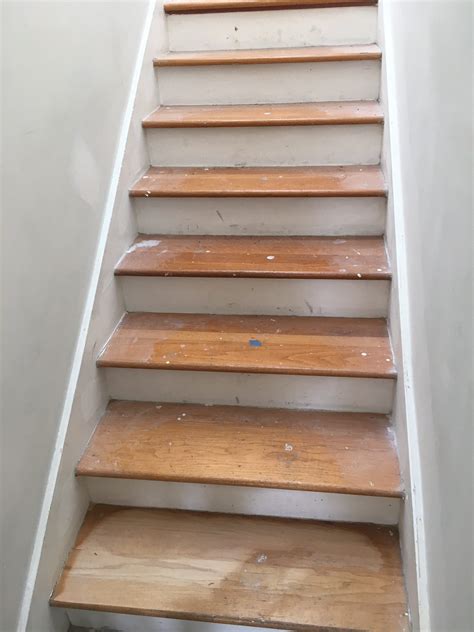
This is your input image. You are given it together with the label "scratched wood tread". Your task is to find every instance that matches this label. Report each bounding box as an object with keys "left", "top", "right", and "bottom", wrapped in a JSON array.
[
  {"left": 153, "top": 44, "right": 382, "bottom": 66},
  {"left": 143, "top": 101, "right": 383, "bottom": 128},
  {"left": 97, "top": 312, "right": 396, "bottom": 378},
  {"left": 51, "top": 505, "right": 408, "bottom": 631},
  {"left": 116, "top": 235, "right": 390, "bottom": 279},
  {"left": 165, "top": 0, "right": 377, "bottom": 14},
  {"left": 77, "top": 400, "right": 402, "bottom": 497},
  {"left": 130, "top": 166, "right": 386, "bottom": 198}
]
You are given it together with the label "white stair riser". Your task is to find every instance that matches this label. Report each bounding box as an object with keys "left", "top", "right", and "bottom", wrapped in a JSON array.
[
  {"left": 104, "top": 368, "right": 394, "bottom": 413},
  {"left": 85, "top": 478, "right": 400, "bottom": 524},
  {"left": 167, "top": 7, "right": 377, "bottom": 51},
  {"left": 69, "top": 610, "right": 293, "bottom": 632},
  {"left": 146, "top": 124, "right": 382, "bottom": 167},
  {"left": 157, "top": 61, "right": 380, "bottom": 104},
  {"left": 119, "top": 277, "right": 390, "bottom": 317},
  {"left": 134, "top": 197, "right": 386, "bottom": 236}
]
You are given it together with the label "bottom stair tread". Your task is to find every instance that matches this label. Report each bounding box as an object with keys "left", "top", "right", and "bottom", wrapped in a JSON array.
[{"left": 51, "top": 505, "right": 408, "bottom": 631}]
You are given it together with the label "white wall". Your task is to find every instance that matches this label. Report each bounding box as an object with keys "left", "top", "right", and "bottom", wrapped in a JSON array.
[
  {"left": 1, "top": 2, "right": 150, "bottom": 630},
  {"left": 382, "top": 1, "right": 473, "bottom": 630}
]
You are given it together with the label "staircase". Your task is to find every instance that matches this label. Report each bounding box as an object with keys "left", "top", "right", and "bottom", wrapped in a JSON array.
[{"left": 51, "top": 0, "right": 409, "bottom": 630}]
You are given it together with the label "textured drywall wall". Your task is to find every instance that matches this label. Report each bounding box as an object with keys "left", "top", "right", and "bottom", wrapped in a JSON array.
[
  {"left": 383, "top": 1, "right": 473, "bottom": 630},
  {"left": 1, "top": 2, "right": 149, "bottom": 630}
]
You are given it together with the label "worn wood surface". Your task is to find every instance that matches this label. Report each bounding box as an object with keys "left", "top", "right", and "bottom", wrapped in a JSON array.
[
  {"left": 116, "top": 235, "right": 390, "bottom": 279},
  {"left": 165, "top": 0, "right": 377, "bottom": 14},
  {"left": 51, "top": 505, "right": 408, "bottom": 631},
  {"left": 97, "top": 313, "right": 396, "bottom": 378},
  {"left": 153, "top": 44, "right": 382, "bottom": 66},
  {"left": 130, "top": 166, "right": 386, "bottom": 198},
  {"left": 143, "top": 101, "right": 383, "bottom": 128},
  {"left": 77, "top": 400, "right": 402, "bottom": 496}
]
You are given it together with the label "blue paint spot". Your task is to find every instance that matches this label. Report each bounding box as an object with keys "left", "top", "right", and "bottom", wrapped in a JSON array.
[{"left": 249, "top": 339, "right": 262, "bottom": 347}]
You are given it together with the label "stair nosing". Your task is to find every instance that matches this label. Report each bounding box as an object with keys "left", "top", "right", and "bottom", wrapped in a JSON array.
[
  {"left": 164, "top": 0, "right": 377, "bottom": 15},
  {"left": 142, "top": 101, "right": 383, "bottom": 128},
  {"left": 153, "top": 44, "right": 382, "bottom": 67}
]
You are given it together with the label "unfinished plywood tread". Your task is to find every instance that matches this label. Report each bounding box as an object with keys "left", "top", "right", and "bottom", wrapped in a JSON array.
[
  {"left": 77, "top": 400, "right": 402, "bottom": 496},
  {"left": 116, "top": 235, "right": 390, "bottom": 279},
  {"left": 97, "top": 313, "right": 396, "bottom": 378},
  {"left": 130, "top": 166, "right": 385, "bottom": 198},
  {"left": 143, "top": 101, "right": 383, "bottom": 128},
  {"left": 153, "top": 44, "right": 381, "bottom": 66},
  {"left": 165, "top": 0, "right": 377, "bottom": 14},
  {"left": 51, "top": 505, "right": 408, "bottom": 631}
]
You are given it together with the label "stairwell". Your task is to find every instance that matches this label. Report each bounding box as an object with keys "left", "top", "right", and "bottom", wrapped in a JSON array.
[{"left": 50, "top": 1, "right": 410, "bottom": 630}]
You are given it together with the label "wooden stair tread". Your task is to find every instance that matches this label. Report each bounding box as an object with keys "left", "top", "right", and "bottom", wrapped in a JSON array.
[
  {"left": 153, "top": 43, "right": 381, "bottom": 66},
  {"left": 143, "top": 101, "right": 383, "bottom": 128},
  {"left": 165, "top": 0, "right": 377, "bottom": 14},
  {"left": 97, "top": 312, "right": 396, "bottom": 378},
  {"left": 130, "top": 166, "right": 386, "bottom": 198},
  {"left": 77, "top": 400, "right": 402, "bottom": 497},
  {"left": 51, "top": 505, "right": 408, "bottom": 631},
  {"left": 116, "top": 235, "right": 390, "bottom": 279}
]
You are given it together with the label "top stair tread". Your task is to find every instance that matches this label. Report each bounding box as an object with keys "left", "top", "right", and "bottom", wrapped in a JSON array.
[
  {"left": 51, "top": 505, "right": 408, "bottom": 631},
  {"left": 165, "top": 0, "right": 377, "bottom": 14},
  {"left": 153, "top": 43, "right": 382, "bottom": 66},
  {"left": 97, "top": 312, "right": 396, "bottom": 378},
  {"left": 130, "top": 166, "right": 386, "bottom": 198},
  {"left": 143, "top": 101, "right": 383, "bottom": 127}
]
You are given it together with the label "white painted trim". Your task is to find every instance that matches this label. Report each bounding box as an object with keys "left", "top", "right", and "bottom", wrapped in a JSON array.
[
  {"left": 379, "top": 1, "right": 430, "bottom": 629},
  {"left": 15, "top": 3, "right": 157, "bottom": 630}
]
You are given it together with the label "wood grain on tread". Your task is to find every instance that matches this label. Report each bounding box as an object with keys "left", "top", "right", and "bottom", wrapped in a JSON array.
[
  {"left": 143, "top": 101, "right": 383, "bottom": 128},
  {"left": 77, "top": 400, "right": 402, "bottom": 497},
  {"left": 97, "top": 313, "right": 396, "bottom": 378},
  {"left": 165, "top": 0, "right": 377, "bottom": 14},
  {"left": 154, "top": 44, "right": 381, "bottom": 66},
  {"left": 130, "top": 166, "right": 386, "bottom": 198},
  {"left": 51, "top": 505, "right": 408, "bottom": 631},
  {"left": 116, "top": 235, "right": 390, "bottom": 279}
]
